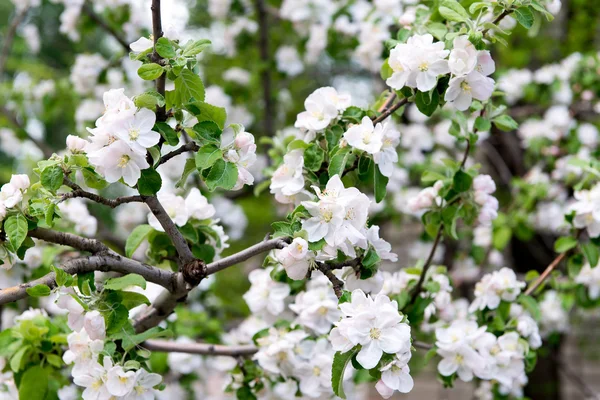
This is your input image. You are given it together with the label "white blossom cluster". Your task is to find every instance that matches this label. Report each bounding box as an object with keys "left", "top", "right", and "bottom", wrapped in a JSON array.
[{"left": 469, "top": 268, "right": 526, "bottom": 312}]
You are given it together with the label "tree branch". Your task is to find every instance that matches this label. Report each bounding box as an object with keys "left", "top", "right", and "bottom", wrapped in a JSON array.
[
  {"left": 254, "top": 0, "right": 274, "bottom": 137},
  {"left": 0, "top": 8, "right": 27, "bottom": 79},
  {"left": 143, "top": 196, "right": 196, "bottom": 266},
  {"left": 62, "top": 177, "right": 144, "bottom": 208},
  {"left": 143, "top": 339, "right": 258, "bottom": 356},
  {"left": 0, "top": 254, "right": 178, "bottom": 305},
  {"left": 410, "top": 225, "right": 444, "bottom": 302},
  {"left": 316, "top": 262, "right": 344, "bottom": 298},
  {"left": 29, "top": 227, "right": 109, "bottom": 254},
  {"left": 134, "top": 236, "right": 291, "bottom": 332},
  {"left": 0, "top": 106, "right": 53, "bottom": 158},
  {"left": 372, "top": 98, "right": 409, "bottom": 124},
  {"left": 156, "top": 141, "right": 199, "bottom": 168},
  {"left": 81, "top": 3, "right": 130, "bottom": 52}
]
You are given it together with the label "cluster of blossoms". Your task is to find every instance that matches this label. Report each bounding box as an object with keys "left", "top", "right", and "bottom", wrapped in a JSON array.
[
  {"left": 329, "top": 289, "right": 414, "bottom": 397},
  {"left": 472, "top": 175, "right": 499, "bottom": 226},
  {"left": 0, "top": 174, "right": 30, "bottom": 224},
  {"left": 295, "top": 87, "right": 351, "bottom": 133},
  {"left": 343, "top": 117, "right": 401, "bottom": 177},
  {"left": 576, "top": 263, "right": 600, "bottom": 300},
  {"left": 469, "top": 268, "right": 525, "bottom": 312},
  {"left": 387, "top": 34, "right": 495, "bottom": 110},
  {"left": 57, "top": 292, "right": 162, "bottom": 399},
  {"left": 407, "top": 180, "right": 444, "bottom": 214},
  {"left": 569, "top": 183, "right": 600, "bottom": 237},
  {"left": 222, "top": 125, "right": 258, "bottom": 190}
]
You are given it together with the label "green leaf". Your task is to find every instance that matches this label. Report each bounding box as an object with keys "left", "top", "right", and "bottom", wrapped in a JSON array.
[
  {"left": 155, "top": 122, "right": 179, "bottom": 146},
  {"left": 26, "top": 284, "right": 51, "bottom": 297},
  {"left": 134, "top": 90, "right": 166, "bottom": 109},
  {"left": 581, "top": 242, "right": 600, "bottom": 267},
  {"left": 137, "top": 168, "right": 162, "bottom": 196},
  {"left": 18, "top": 365, "right": 48, "bottom": 400},
  {"left": 81, "top": 167, "right": 108, "bottom": 190},
  {"left": 175, "top": 158, "right": 196, "bottom": 189},
  {"left": 357, "top": 155, "right": 373, "bottom": 182},
  {"left": 519, "top": 295, "right": 541, "bottom": 321},
  {"left": 156, "top": 37, "right": 176, "bottom": 58},
  {"left": 362, "top": 248, "right": 380, "bottom": 269},
  {"left": 174, "top": 69, "right": 205, "bottom": 105},
  {"left": 493, "top": 226, "right": 512, "bottom": 250},
  {"left": 137, "top": 63, "right": 164, "bottom": 80},
  {"left": 554, "top": 236, "right": 578, "bottom": 253},
  {"left": 182, "top": 39, "right": 211, "bottom": 57},
  {"left": 493, "top": 115, "right": 519, "bottom": 132},
  {"left": 10, "top": 346, "right": 29, "bottom": 372},
  {"left": 120, "top": 291, "right": 150, "bottom": 310},
  {"left": 52, "top": 266, "right": 73, "bottom": 287},
  {"left": 474, "top": 116, "right": 491, "bottom": 132},
  {"left": 427, "top": 22, "right": 448, "bottom": 41},
  {"left": 195, "top": 145, "right": 223, "bottom": 170},
  {"left": 439, "top": 0, "right": 470, "bottom": 22},
  {"left": 40, "top": 165, "right": 63, "bottom": 192},
  {"left": 331, "top": 346, "right": 360, "bottom": 399},
  {"left": 46, "top": 353, "right": 63, "bottom": 368},
  {"left": 126, "top": 225, "right": 154, "bottom": 258},
  {"left": 453, "top": 170, "right": 473, "bottom": 192},
  {"left": 374, "top": 167, "right": 389, "bottom": 203},
  {"left": 205, "top": 159, "right": 238, "bottom": 191},
  {"left": 121, "top": 327, "right": 172, "bottom": 351},
  {"left": 4, "top": 214, "right": 28, "bottom": 251},
  {"left": 415, "top": 89, "right": 440, "bottom": 117},
  {"left": 304, "top": 144, "right": 325, "bottom": 171},
  {"left": 192, "top": 121, "right": 222, "bottom": 144},
  {"left": 186, "top": 102, "right": 227, "bottom": 129},
  {"left": 328, "top": 148, "right": 351, "bottom": 177},
  {"left": 104, "top": 274, "right": 147, "bottom": 291},
  {"left": 105, "top": 304, "right": 129, "bottom": 335},
  {"left": 514, "top": 6, "right": 535, "bottom": 29}
]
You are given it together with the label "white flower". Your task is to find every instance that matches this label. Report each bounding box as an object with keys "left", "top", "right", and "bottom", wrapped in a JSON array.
[
  {"left": 372, "top": 123, "right": 401, "bottom": 177},
  {"left": 148, "top": 192, "right": 189, "bottom": 231},
  {"left": 380, "top": 351, "right": 414, "bottom": 394},
  {"left": 130, "top": 36, "right": 153, "bottom": 53},
  {"left": 445, "top": 72, "right": 495, "bottom": 111},
  {"left": 276, "top": 237, "right": 312, "bottom": 280},
  {"left": 56, "top": 293, "right": 86, "bottom": 331},
  {"left": 185, "top": 188, "right": 216, "bottom": 220},
  {"left": 167, "top": 337, "right": 203, "bottom": 375},
  {"left": 10, "top": 174, "right": 30, "bottom": 191},
  {"left": 295, "top": 87, "right": 350, "bottom": 132},
  {"left": 106, "top": 363, "right": 136, "bottom": 396},
  {"left": 63, "top": 330, "right": 104, "bottom": 373},
  {"left": 290, "top": 284, "right": 340, "bottom": 334},
  {"left": 72, "top": 358, "right": 110, "bottom": 400},
  {"left": 88, "top": 140, "right": 150, "bottom": 186},
  {"left": 569, "top": 184, "right": 600, "bottom": 237},
  {"left": 343, "top": 116, "right": 384, "bottom": 154},
  {"left": 243, "top": 267, "right": 290, "bottom": 319},
  {"left": 575, "top": 263, "right": 600, "bottom": 300},
  {"left": 124, "top": 369, "right": 162, "bottom": 400},
  {"left": 469, "top": 268, "right": 526, "bottom": 312},
  {"left": 83, "top": 311, "right": 106, "bottom": 341},
  {"left": 301, "top": 198, "right": 345, "bottom": 245},
  {"left": 275, "top": 46, "right": 304, "bottom": 76},
  {"left": 114, "top": 108, "right": 161, "bottom": 152},
  {"left": 270, "top": 149, "right": 306, "bottom": 204},
  {"left": 66, "top": 135, "right": 88, "bottom": 153},
  {"left": 473, "top": 175, "right": 496, "bottom": 194},
  {"left": 448, "top": 36, "right": 478, "bottom": 76},
  {"left": 407, "top": 181, "right": 444, "bottom": 213},
  {"left": 387, "top": 34, "right": 450, "bottom": 92},
  {"left": 366, "top": 226, "right": 397, "bottom": 262}
]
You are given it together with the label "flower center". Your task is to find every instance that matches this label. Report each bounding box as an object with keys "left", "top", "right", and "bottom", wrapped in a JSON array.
[
  {"left": 128, "top": 128, "right": 140, "bottom": 141},
  {"left": 460, "top": 81, "right": 472, "bottom": 93},
  {"left": 320, "top": 208, "right": 333, "bottom": 222},
  {"left": 117, "top": 155, "right": 130, "bottom": 168},
  {"left": 119, "top": 376, "right": 129, "bottom": 384},
  {"left": 318, "top": 306, "right": 328, "bottom": 315},
  {"left": 313, "top": 366, "right": 321, "bottom": 376},
  {"left": 455, "top": 354, "right": 464, "bottom": 364},
  {"left": 369, "top": 327, "right": 381, "bottom": 340},
  {"left": 418, "top": 62, "right": 429, "bottom": 72}
]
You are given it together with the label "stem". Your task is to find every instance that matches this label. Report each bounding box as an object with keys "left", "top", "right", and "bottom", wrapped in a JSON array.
[
  {"left": 410, "top": 226, "right": 444, "bottom": 302},
  {"left": 205, "top": 237, "right": 290, "bottom": 275},
  {"left": 156, "top": 141, "right": 199, "bottom": 167},
  {"left": 254, "top": 0, "right": 274, "bottom": 137},
  {"left": 143, "top": 339, "right": 258, "bottom": 356},
  {"left": 82, "top": 3, "right": 130, "bottom": 52},
  {"left": 482, "top": 9, "right": 512, "bottom": 36},
  {"left": 151, "top": 0, "right": 166, "bottom": 121},
  {"left": 62, "top": 178, "right": 144, "bottom": 208},
  {"left": 372, "top": 98, "right": 409, "bottom": 124}
]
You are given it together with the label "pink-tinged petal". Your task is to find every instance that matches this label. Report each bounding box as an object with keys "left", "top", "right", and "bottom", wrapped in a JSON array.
[{"left": 375, "top": 380, "right": 395, "bottom": 399}]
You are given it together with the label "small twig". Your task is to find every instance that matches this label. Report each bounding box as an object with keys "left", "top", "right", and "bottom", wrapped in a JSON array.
[
  {"left": 413, "top": 341, "right": 433, "bottom": 350},
  {"left": 62, "top": 177, "right": 144, "bottom": 208},
  {"left": 410, "top": 225, "right": 444, "bottom": 303},
  {"left": 372, "top": 98, "right": 409, "bottom": 124},
  {"left": 205, "top": 237, "right": 290, "bottom": 275},
  {"left": 482, "top": 9, "right": 512, "bottom": 36},
  {"left": 151, "top": 0, "right": 166, "bottom": 121},
  {"left": 377, "top": 92, "right": 397, "bottom": 113},
  {"left": 156, "top": 141, "right": 199, "bottom": 167},
  {"left": 143, "top": 339, "right": 257, "bottom": 356},
  {"left": 316, "top": 262, "right": 344, "bottom": 298},
  {"left": 81, "top": 3, "right": 130, "bottom": 52}
]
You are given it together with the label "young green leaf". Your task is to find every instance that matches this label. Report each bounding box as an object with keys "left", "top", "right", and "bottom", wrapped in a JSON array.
[
  {"left": 155, "top": 37, "right": 176, "bottom": 58},
  {"left": 439, "top": 0, "right": 470, "bottom": 22},
  {"left": 26, "top": 284, "right": 51, "bottom": 297},
  {"left": 374, "top": 167, "right": 389, "bottom": 203},
  {"left": 137, "top": 63, "right": 164, "bottom": 80},
  {"left": 205, "top": 159, "right": 238, "bottom": 191},
  {"left": 137, "top": 168, "right": 162, "bottom": 196},
  {"left": 174, "top": 69, "right": 205, "bottom": 105},
  {"left": 195, "top": 145, "right": 223, "bottom": 170},
  {"left": 4, "top": 214, "right": 28, "bottom": 251},
  {"left": 554, "top": 236, "right": 578, "bottom": 253},
  {"left": 40, "top": 165, "right": 64, "bottom": 192},
  {"left": 104, "top": 274, "right": 147, "bottom": 291},
  {"left": 331, "top": 346, "right": 360, "bottom": 399},
  {"left": 125, "top": 224, "right": 154, "bottom": 258},
  {"left": 514, "top": 6, "right": 535, "bottom": 29}
]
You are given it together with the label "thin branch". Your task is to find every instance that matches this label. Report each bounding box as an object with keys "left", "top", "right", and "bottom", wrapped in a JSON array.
[
  {"left": 151, "top": 0, "right": 166, "bottom": 121},
  {"left": 413, "top": 341, "right": 433, "bottom": 350},
  {"left": 156, "top": 141, "right": 199, "bottom": 167},
  {"left": 205, "top": 237, "right": 290, "bottom": 275},
  {"left": 135, "top": 236, "right": 292, "bottom": 332},
  {"left": 410, "top": 226, "right": 444, "bottom": 302},
  {"left": 62, "top": 178, "right": 144, "bottom": 208},
  {"left": 525, "top": 230, "right": 582, "bottom": 295},
  {"left": 81, "top": 3, "right": 130, "bottom": 52},
  {"left": 143, "top": 339, "right": 257, "bottom": 356},
  {"left": 143, "top": 196, "right": 196, "bottom": 266},
  {"left": 377, "top": 92, "right": 397, "bottom": 113},
  {"left": 0, "top": 254, "right": 177, "bottom": 305},
  {"left": 29, "top": 227, "right": 108, "bottom": 254},
  {"left": 0, "top": 106, "right": 53, "bottom": 158},
  {"left": 482, "top": 9, "right": 512, "bottom": 36},
  {"left": 0, "top": 8, "right": 27, "bottom": 79},
  {"left": 316, "top": 262, "right": 344, "bottom": 299},
  {"left": 372, "top": 98, "right": 409, "bottom": 124},
  {"left": 254, "top": 0, "right": 274, "bottom": 137}
]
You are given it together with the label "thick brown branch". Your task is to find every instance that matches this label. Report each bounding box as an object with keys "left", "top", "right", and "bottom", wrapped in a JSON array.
[
  {"left": 62, "top": 178, "right": 144, "bottom": 208},
  {"left": 82, "top": 3, "right": 130, "bottom": 52},
  {"left": 151, "top": 0, "right": 166, "bottom": 121},
  {"left": 144, "top": 339, "right": 257, "bottom": 356},
  {"left": 316, "top": 262, "right": 344, "bottom": 299},
  {"left": 0, "top": 254, "right": 177, "bottom": 305},
  {"left": 29, "top": 227, "right": 108, "bottom": 254},
  {"left": 143, "top": 196, "right": 196, "bottom": 266}
]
